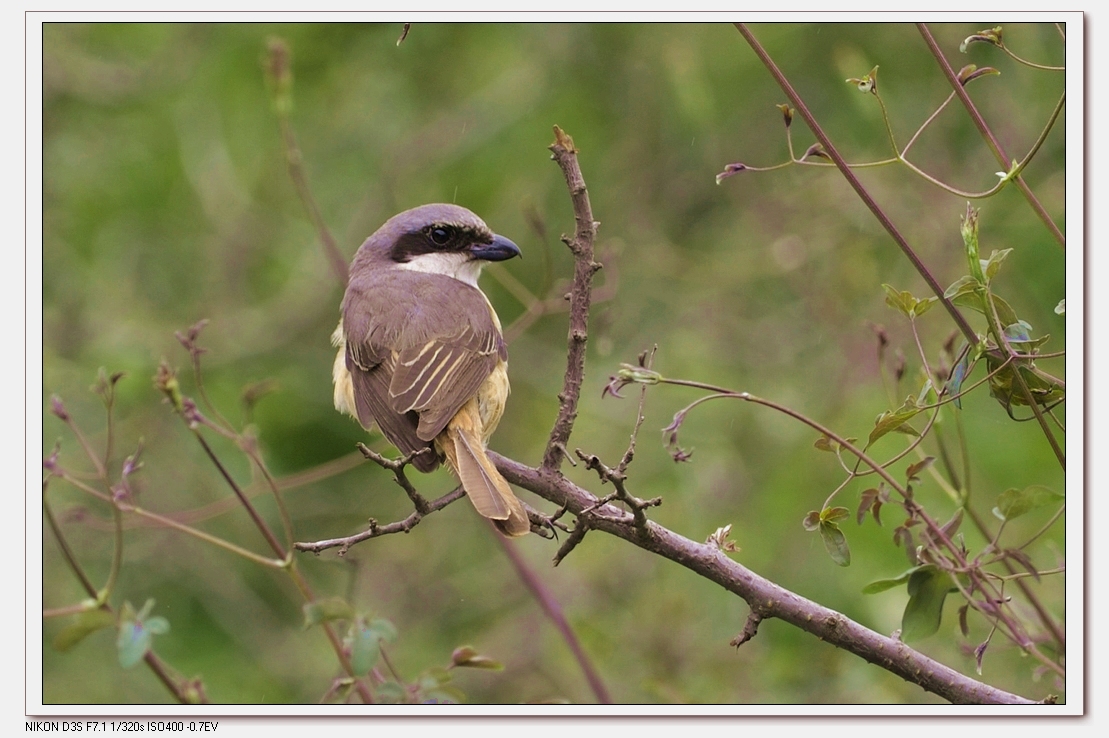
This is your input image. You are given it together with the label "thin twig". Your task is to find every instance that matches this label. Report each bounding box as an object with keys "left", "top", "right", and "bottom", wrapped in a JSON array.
[
  {"left": 43, "top": 478, "right": 201, "bottom": 703},
  {"left": 542, "top": 126, "right": 602, "bottom": 471},
  {"left": 734, "top": 24, "right": 980, "bottom": 349},
  {"left": 916, "top": 24, "right": 1065, "bottom": 249},
  {"left": 295, "top": 487, "right": 467, "bottom": 555}
]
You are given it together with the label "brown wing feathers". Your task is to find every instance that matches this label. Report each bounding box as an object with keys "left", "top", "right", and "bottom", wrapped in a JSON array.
[
  {"left": 340, "top": 269, "right": 527, "bottom": 534},
  {"left": 336, "top": 205, "right": 527, "bottom": 535}
]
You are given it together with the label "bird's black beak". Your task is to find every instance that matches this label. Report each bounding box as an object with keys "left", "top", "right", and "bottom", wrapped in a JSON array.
[{"left": 470, "top": 234, "right": 521, "bottom": 262}]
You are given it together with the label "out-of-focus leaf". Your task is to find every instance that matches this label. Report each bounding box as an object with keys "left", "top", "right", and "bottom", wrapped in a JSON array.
[
  {"left": 993, "top": 485, "right": 1063, "bottom": 521},
  {"left": 144, "top": 616, "right": 170, "bottom": 635},
  {"left": 882, "top": 285, "right": 937, "bottom": 319},
  {"left": 53, "top": 609, "right": 116, "bottom": 652},
  {"left": 303, "top": 597, "right": 354, "bottom": 629},
  {"left": 423, "top": 686, "right": 465, "bottom": 704},
  {"left": 116, "top": 619, "right": 153, "bottom": 669},
  {"left": 368, "top": 617, "right": 398, "bottom": 644},
  {"left": 1003, "top": 320, "right": 1033, "bottom": 343},
  {"left": 868, "top": 397, "right": 923, "bottom": 447},
  {"left": 946, "top": 347, "right": 971, "bottom": 409},
  {"left": 901, "top": 566, "right": 957, "bottom": 641},
  {"left": 451, "top": 646, "right": 504, "bottom": 670},
  {"left": 420, "top": 666, "right": 452, "bottom": 688},
  {"left": 960, "top": 26, "right": 1003, "bottom": 53},
  {"left": 905, "top": 456, "right": 935, "bottom": 481},
  {"left": 375, "top": 681, "right": 406, "bottom": 703},
  {"left": 819, "top": 521, "right": 851, "bottom": 566},
  {"left": 983, "top": 248, "right": 1013, "bottom": 282},
  {"left": 862, "top": 565, "right": 926, "bottom": 594},
  {"left": 1003, "top": 548, "right": 1042, "bottom": 581},
  {"left": 813, "top": 434, "right": 857, "bottom": 453},
  {"left": 939, "top": 509, "right": 963, "bottom": 538},
  {"left": 348, "top": 621, "right": 382, "bottom": 676},
  {"left": 944, "top": 275, "right": 979, "bottom": 302}
]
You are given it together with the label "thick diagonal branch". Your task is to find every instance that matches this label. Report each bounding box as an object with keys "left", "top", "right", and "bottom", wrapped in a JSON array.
[{"left": 491, "top": 452, "right": 1042, "bottom": 705}]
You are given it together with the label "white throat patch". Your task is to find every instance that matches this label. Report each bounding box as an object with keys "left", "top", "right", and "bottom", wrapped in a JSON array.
[{"left": 395, "top": 251, "right": 485, "bottom": 288}]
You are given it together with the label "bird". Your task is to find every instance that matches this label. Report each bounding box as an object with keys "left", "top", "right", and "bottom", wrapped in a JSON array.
[{"left": 331, "top": 203, "right": 530, "bottom": 537}]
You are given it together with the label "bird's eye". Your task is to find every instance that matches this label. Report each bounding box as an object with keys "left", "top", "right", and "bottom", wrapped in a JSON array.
[{"left": 429, "top": 227, "right": 452, "bottom": 246}]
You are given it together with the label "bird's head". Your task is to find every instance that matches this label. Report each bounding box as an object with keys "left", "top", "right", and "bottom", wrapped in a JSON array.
[{"left": 355, "top": 203, "right": 521, "bottom": 287}]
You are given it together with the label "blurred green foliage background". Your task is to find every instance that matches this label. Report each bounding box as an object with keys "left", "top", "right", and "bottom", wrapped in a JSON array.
[{"left": 41, "top": 22, "right": 1067, "bottom": 705}]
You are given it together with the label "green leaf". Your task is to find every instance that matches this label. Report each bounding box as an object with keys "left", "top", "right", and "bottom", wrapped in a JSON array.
[
  {"left": 939, "top": 509, "right": 964, "bottom": 538},
  {"left": 881, "top": 285, "right": 937, "bottom": 319},
  {"left": 983, "top": 248, "right": 1013, "bottom": 282},
  {"left": 422, "top": 686, "right": 465, "bottom": 704},
  {"left": 957, "top": 64, "right": 1001, "bottom": 84},
  {"left": 117, "top": 619, "right": 153, "bottom": 669},
  {"left": 419, "top": 666, "right": 453, "bottom": 689},
  {"left": 882, "top": 284, "right": 915, "bottom": 318},
  {"left": 913, "top": 296, "right": 938, "bottom": 317},
  {"left": 868, "top": 397, "right": 923, "bottom": 447},
  {"left": 985, "top": 358, "right": 1064, "bottom": 410},
  {"left": 862, "top": 565, "right": 926, "bottom": 594},
  {"left": 302, "top": 597, "right": 355, "bottom": 629},
  {"left": 813, "top": 434, "right": 856, "bottom": 453},
  {"left": 348, "top": 621, "right": 382, "bottom": 676},
  {"left": 375, "top": 681, "right": 406, "bottom": 703},
  {"left": 143, "top": 616, "right": 170, "bottom": 636},
  {"left": 821, "top": 506, "right": 851, "bottom": 524},
  {"left": 992, "top": 485, "right": 1063, "bottom": 521},
  {"left": 944, "top": 275, "right": 979, "bottom": 302},
  {"left": 451, "top": 645, "right": 478, "bottom": 665},
  {"left": 368, "top": 617, "right": 397, "bottom": 644},
  {"left": 451, "top": 648, "right": 504, "bottom": 670},
  {"left": 945, "top": 343, "right": 973, "bottom": 409},
  {"left": 136, "top": 598, "right": 157, "bottom": 621},
  {"left": 988, "top": 293, "right": 1020, "bottom": 328},
  {"left": 1003, "top": 320, "right": 1033, "bottom": 343},
  {"left": 1010, "top": 333, "right": 1052, "bottom": 353},
  {"left": 946, "top": 279, "right": 1022, "bottom": 330},
  {"left": 53, "top": 609, "right": 116, "bottom": 652},
  {"left": 960, "top": 26, "right": 1003, "bottom": 52},
  {"left": 901, "top": 566, "right": 957, "bottom": 641},
  {"left": 819, "top": 521, "right": 851, "bottom": 566}
]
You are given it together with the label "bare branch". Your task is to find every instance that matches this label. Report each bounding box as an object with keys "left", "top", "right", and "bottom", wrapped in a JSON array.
[
  {"left": 542, "top": 126, "right": 602, "bottom": 472},
  {"left": 730, "top": 611, "right": 763, "bottom": 649},
  {"left": 294, "top": 487, "right": 467, "bottom": 556},
  {"left": 492, "top": 452, "right": 1042, "bottom": 705}
]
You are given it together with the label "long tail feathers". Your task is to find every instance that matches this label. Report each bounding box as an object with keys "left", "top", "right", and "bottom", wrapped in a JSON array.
[{"left": 448, "top": 424, "right": 530, "bottom": 537}]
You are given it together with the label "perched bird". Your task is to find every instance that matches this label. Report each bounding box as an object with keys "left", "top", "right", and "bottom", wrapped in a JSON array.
[{"left": 332, "top": 204, "right": 530, "bottom": 537}]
